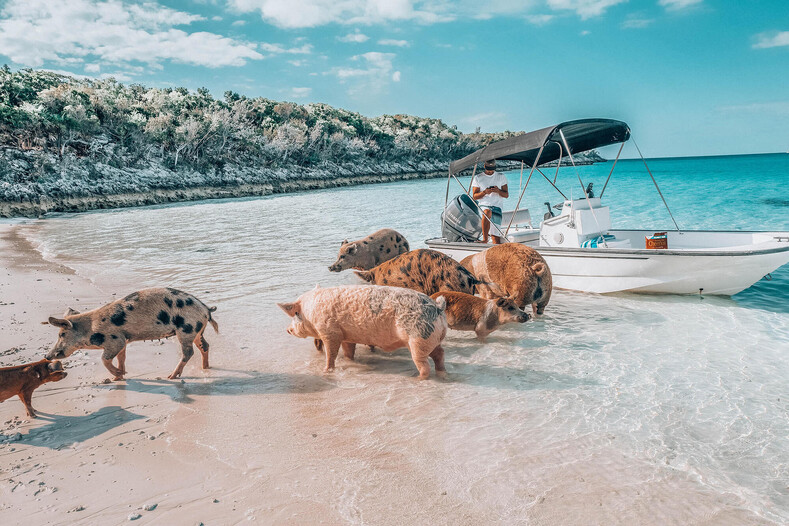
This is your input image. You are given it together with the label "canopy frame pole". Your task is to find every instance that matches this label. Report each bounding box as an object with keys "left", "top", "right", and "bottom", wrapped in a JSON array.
[
  {"left": 559, "top": 130, "right": 609, "bottom": 248},
  {"left": 505, "top": 144, "right": 545, "bottom": 237},
  {"left": 599, "top": 142, "right": 624, "bottom": 199},
  {"left": 442, "top": 167, "right": 452, "bottom": 238},
  {"left": 553, "top": 142, "right": 563, "bottom": 184},
  {"left": 632, "top": 138, "right": 681, "bottom": 233},
  {"left": 518, "top": 160, "right": 524, "bottom": 197},
  {"left": 535, "top": 168, "right": 568, "bottom": 200}
]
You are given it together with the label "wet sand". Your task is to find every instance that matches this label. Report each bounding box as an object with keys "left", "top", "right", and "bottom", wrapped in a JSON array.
[{"left": 0, "top": 221, "right": 779, "bottom": 525}]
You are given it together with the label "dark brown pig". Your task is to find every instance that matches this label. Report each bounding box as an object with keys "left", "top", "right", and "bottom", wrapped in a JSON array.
[
  {"left": 460, "top": 243, "right": 552, "bottom": 315},
  {"left": 430, "top": 291, "right": 530, "bottom": 340},
  {"left": 0, "top": 359, "right": 67, "bottom": 418},
  {"left": 45, "top": 288, "right": 218, "bottom": 381},
  {"left": 354, "top": 249, "right": 496, "bottom": 296},
  {"left": 329, "top": 228, "right": 409, "bottom": 272}
]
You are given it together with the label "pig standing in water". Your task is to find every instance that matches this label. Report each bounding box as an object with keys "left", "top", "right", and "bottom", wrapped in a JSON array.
[
  {"left": 354, "top": 249, "right": 496, "bottom": 297},
  {"left": 278, "top": 285, "right": 448, "bottom": 380},
  {"left": 430, "top": 291, "right": 530, "bottom": 340},
  {"left": 329, "top": 228, "right": 409, "bottom": 272},
  {"left": 46, "top": 288, "right": 218, "bottom": 380},
  {"left": 461, "top": 244, "right": 552, "bottom": 315}
]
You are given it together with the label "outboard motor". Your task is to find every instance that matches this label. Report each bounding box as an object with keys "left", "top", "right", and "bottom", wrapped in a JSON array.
[{"left": 441, "top": 194, "right": 482, "bottom": 242}]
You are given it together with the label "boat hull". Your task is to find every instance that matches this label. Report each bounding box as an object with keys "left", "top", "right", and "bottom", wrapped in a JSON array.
[{"left": 426, "top": 231, "right": 789, "bottom": 295}]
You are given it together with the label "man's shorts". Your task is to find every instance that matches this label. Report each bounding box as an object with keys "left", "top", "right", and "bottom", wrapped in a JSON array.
[{"left": 479, "top": 205, "right": 502, "bottom": 226}]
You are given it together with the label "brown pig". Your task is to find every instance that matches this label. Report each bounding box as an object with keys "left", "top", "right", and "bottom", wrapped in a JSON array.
[
  {"left": 430, "top": 291, "right": 530, "bottom": 340},
  {"left": 329, "top": 228, "right": 410, "bottom": 272},
  {"left": 460, "top": 244, "right": 552, "bottom": 315},
  {"left": 45, "top": 288, "right": 218, "bottom": 381},
  {"left": 0, "top": 359, "right": 67, "bottom": 418},
  {"left": 354, "top": 249, "right": 496, "bottom": 297},
  {"left": 278, "top": 285, "right": 448, "bottom": 380}
]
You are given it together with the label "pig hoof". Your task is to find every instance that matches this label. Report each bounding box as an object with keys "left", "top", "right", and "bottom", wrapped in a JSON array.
[{"left": 436, "top": 371, "right": 448, "bottom": 379}]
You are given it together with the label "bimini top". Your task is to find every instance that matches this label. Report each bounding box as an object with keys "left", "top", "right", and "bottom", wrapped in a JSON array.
[{"left": 449, "top": 118, "right": 630, "bottom": 175}]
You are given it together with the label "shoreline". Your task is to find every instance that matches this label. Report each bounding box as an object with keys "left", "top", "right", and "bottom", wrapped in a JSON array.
[{"left": 1, "top": 170, "right": 448, "bottom": 218}]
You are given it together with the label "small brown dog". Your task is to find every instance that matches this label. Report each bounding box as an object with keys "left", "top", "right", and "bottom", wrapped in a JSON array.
[
  {"left": 430, "top": 291, "right": 530, "bottom": 340},
  {"left": 0, "top": 359, "right": 67, "bottom": 417}
]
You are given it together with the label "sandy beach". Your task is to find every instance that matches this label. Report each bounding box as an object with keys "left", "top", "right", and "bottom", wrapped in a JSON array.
[{"left": 1, "top": 211, "right": 782, "bottom": 525}]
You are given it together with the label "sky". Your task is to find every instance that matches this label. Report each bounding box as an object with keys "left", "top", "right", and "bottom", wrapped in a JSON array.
[{"left": 0, "top": 0, "right": 787, "bottom": 157}]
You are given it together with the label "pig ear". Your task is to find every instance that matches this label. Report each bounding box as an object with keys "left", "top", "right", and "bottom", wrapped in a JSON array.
[
  {"left": 48, "top": 317, "right": 73, "bottom": 329},
  {"left": 277, "top": 302, "right": 299, "bottom": 317},
  {"left": 347, "top": 243, "right": 358, "bottom": 254},
  {"left": 65, "top": 307, "right": 80, "bottom": 316},
  {"left": 341, "top": 239, "right": 348, "bottom": 245},
  {"left": 25, "top": 366, "right": 41, "bottom": 380},
  {"left": 495, "top": 297, "right": 509, "bottom": 307}
]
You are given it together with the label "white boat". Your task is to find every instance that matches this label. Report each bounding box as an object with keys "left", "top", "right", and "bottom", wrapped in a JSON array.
[{"left": 426, "top": 119, "right": 789, "bottom": 295}]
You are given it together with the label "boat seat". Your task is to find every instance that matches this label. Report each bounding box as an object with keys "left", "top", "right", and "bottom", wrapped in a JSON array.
[{"left": 501, "top": 208, "right": 533, "bottom": 229}]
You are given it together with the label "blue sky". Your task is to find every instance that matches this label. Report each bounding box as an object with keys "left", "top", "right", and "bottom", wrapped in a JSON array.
[{"left": 0, "top": 0, "right": 787, "bottom": 157}]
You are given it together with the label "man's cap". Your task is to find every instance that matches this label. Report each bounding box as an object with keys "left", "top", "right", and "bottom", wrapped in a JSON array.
[{"left": 484, "top": 160, "right": 496, "bottom": 170}]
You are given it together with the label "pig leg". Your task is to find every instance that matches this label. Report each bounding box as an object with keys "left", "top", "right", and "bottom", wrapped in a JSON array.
[
  {"left": 115, "top": 348, "right": 127, "bottom": 375},
  {"left": 194, "top": 333, "right": 210, "bottom": 369},
  {"left": 168, "top": 332, "right": 196, "bottom": 379},
  {"left": 408, "top": 340, "right": 432, "bottom": 380},
  {"left": 341, "top": 342, "right": 356, "bottom": 361},
  {"left": 321, "top": 336, "right": 342, "bottom": 372},
  {"left": 19, "top": 390, "right": 36, "bottom": 418},
  {"left": 429, "top": 345, "right": 447, "bottom": 379},
  {"left": 101, "top": 341, "right": 126, "bottom": 381}
]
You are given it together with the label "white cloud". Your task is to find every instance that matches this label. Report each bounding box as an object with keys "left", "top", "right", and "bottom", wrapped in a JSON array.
[
  {"left": 622, "top": 16, "right": 652, "bottom": 28},
  {"left": 545, "top": 0, "right": 627, "bottom": 19},
  {"left": 378, "top": 39, "right": 410, "bottom": 47},
  {"left": 232, "top": 19, "right": 247, "bottom": 26},
  {"left": 84, "top": 63, "right": 101, "bottom": 73},
  {"left": 228, "top": 0, "right": 444, "bottom": 28},
  {"left": 329, "top": 51, "right": 398, "bottom": 93},
  {"left": 525, "top": 14, "right": 554, "bottom": 25},
  {"left": 658, "top": 0, "right": 702, "bottom": 10},
  {"left": 260, "top": 43, "right": 313, "bottom": 54},
  {"left": 580, "top": 30, "right": 590, "bottom": 35},
  {"left": 338, "top": 31, "right": 370, "bottom": 43},
  {"left": 0, "top": 0, "right": 263, "bottom": 70},
  {"left": 459, "top": 111, "right": 508, "bottom": 131},
  {"left": 752, "top": 31, "right": 789, "bottom": 49},
  {"left": 288, "top": 87, "right": 312, "bottom": 99}
]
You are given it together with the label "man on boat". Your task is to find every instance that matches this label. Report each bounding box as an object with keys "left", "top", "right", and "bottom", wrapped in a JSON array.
[{"left": 471, "top": 159, "right": 509, "bottom": 244}]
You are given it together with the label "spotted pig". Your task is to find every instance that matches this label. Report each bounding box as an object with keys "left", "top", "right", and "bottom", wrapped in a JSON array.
[
  {"left": 354, "top": 249, "right": 498, "bottom": 297},
  {"left": 430, "top": 291, "right": 530, "bottom": 340},
  {"left": 278, "top": 285, "right": 448, "bottom": 380},
  {"left": 461, "top": 243, "right": 552, "bottom": 315},
  {"left": 46, "top": 288, "right": 218, "bottom": 380},
  {"left": 329, "top": 228, "right": 409, "bottom": 272}
]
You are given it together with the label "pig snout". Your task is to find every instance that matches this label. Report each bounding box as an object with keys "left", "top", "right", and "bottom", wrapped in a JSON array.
[
  {"left": 46, "top": 348, "right": 66, "bottom": 360},
  {"left": 287, "top": 326, "right": 295, "bottom": 336},
  {"left": 328, "top": 263, "right": 341, "bottom": 272},
  {"left": 518, "top": 312, "right": 531, "bottom": 323}
]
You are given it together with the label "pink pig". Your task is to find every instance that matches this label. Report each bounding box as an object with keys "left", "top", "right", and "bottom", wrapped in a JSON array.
[{"left": 278, "top": 285, "right": 448, "bottom": 380}]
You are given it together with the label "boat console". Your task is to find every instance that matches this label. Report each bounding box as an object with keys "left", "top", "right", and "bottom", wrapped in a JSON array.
[{"left": 538, "top": 198, "right": 631, "bottom": 248}]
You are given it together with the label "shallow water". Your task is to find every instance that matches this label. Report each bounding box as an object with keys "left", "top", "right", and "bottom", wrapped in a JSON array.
[{"left": 25, "top": 153, "right": 789, "bottom": 522}]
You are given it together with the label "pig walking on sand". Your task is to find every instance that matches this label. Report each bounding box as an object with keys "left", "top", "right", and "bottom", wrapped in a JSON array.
[
  {"left": 0, "top": 359, "right": 67, "bottom": 418},
  {"left": 329, "top": 228, "right": 409, "bottom": 272},
  {"left": 430, "top": 291, "right": 530, "bottom": 340},
  {"left": 278, "top": 285, "right": 448, "bottom": 380},
  {"left": 354, "top": 249, "right": 496, "bottom": 297},
  {"left": 461, "top": 244, "right": 552, "bottom": 315},
  {"left": 46, "top": 288, "right": 218, "bottom": 381}
]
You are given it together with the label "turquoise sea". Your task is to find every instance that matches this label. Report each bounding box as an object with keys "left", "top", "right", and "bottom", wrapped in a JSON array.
[{"left": 20, "top": 152, "right": 789, "bottom": 522}]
